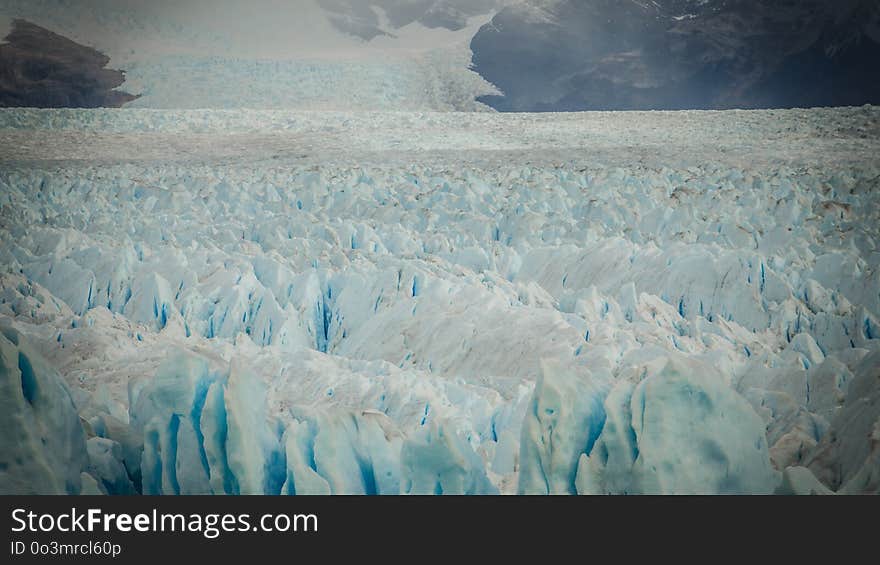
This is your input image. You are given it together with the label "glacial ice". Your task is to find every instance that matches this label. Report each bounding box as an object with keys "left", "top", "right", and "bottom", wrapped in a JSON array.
[
  {"left": 401, "top": 420, "right": 498, "bottom": 495},
  {"left": 0, "top": 325, "right": 87, "bottom": 494},
  {"left": 0, "top": 107, "right": 878, "bottom": 494},
  {"left": 575, "top": 357, "right": 778, "bottom": 495},
  {"left": 518, "top": 360, "right": 609, "bottom": 495}
]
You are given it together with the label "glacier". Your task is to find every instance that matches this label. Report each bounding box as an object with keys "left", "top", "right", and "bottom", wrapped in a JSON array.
[
  {"left": 0, "top": 0, "right": 501, "bottom": 112},
  {"left": 0, "top": 106, "right": 878, "bottom": 495}
]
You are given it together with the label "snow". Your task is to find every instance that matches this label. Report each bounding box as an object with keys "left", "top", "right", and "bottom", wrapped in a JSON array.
[{"left": 0, "top": 106, "right": 878, "bottom": 494}]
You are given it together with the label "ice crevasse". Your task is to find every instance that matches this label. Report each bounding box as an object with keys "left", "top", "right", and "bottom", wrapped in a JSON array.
[
  {"left": 0, "top": 334, "right": 501, "bottom": 495},
  {"left": 4, "top": 323, "right": 877, "bottom": 494},
  {"left": 1, "top": 108, "right": 879, "bottom": 495}
]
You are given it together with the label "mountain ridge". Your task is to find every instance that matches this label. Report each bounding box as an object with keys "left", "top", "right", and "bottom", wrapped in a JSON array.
[
  {"left": 0, "top": 18, "right": 139, "bottom": 108},
  {"left": 471, "top": 0, "right": 880, "bottom": 111}
]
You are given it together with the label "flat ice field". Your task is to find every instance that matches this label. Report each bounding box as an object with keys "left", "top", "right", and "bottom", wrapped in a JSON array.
[{"left": 1, "top": 107, "right": 879, "bottom": 495}]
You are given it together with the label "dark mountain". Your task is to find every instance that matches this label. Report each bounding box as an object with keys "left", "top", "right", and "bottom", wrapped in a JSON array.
[
  {"left": 471, "top": 0, "right": 880, "bottom": 111},
  {"left": 0, "top": 19, "right": 139, "bottom": 108}
]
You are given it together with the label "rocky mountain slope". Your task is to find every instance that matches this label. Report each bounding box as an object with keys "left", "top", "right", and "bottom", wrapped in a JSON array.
[
  {"left": 471, "top": 0, "right": 880, "bottom": 111},
  {"left": 0, "top": 19, "right": 138, "bottom": 108}
]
